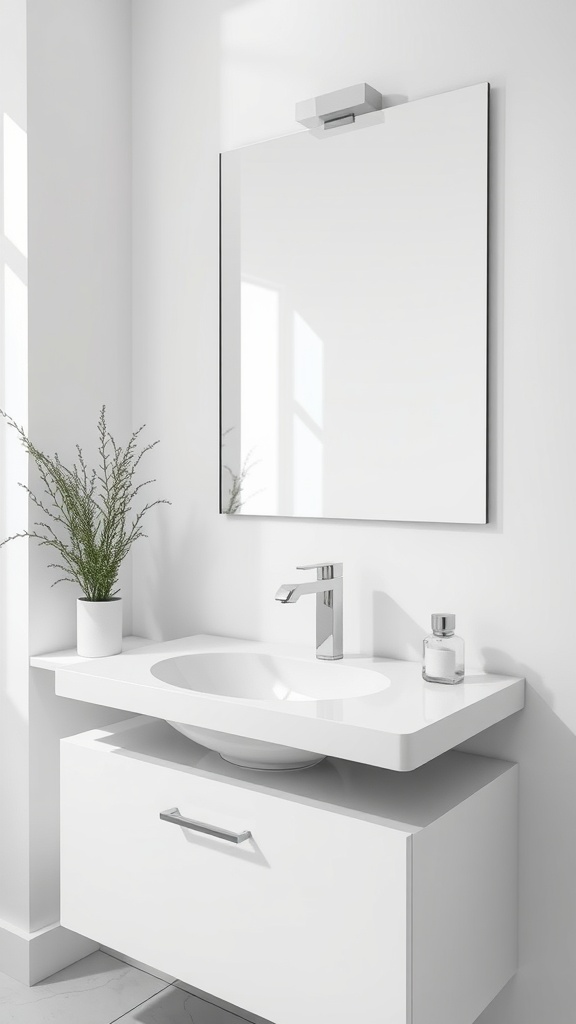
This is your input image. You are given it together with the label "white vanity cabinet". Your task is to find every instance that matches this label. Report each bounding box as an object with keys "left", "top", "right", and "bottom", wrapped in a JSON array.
[{"left": 60, "top": 717, "right": 517, "bottom": 1024}]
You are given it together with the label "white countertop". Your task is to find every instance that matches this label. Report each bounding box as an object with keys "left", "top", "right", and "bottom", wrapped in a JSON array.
[{"left": 32, "top": 634, "right": 525, "bottom": 771}]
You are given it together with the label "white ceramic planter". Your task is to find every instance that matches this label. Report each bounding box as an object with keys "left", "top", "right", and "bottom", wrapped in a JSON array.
[{"left": 77, "top": 598, "right": 122, "bottom": 658}]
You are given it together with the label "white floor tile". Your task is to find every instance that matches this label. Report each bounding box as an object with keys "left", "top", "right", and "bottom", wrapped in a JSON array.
[
  {"left": 100, "top": 947, "right": 176, "bottom": 985},
  {"left": 115, "top": 986, "right": 246, "bottom": 1023},
  {"left": 174, "top": 982, "right": 270, "bottom": 1024},
  {"left": 0, "top": 950, "right": 167, "bottom": 1024}
]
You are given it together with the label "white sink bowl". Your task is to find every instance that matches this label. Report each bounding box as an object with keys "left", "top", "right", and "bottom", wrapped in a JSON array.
[
  {"left": 150, "top": 652, "right": 385, "bottom": 701},
  {"left": 151, "top": 652, "right": 386, "bottom": 769}
]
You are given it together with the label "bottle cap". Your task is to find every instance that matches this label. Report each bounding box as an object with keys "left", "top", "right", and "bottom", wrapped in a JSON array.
[{"left": 431, "top": 613, "right": 455, "bottom": 635}]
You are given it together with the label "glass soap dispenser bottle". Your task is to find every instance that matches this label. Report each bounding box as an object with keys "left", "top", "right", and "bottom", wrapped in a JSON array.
[{"left": 422, "top": 613, "right": 464, "bottom": 685}]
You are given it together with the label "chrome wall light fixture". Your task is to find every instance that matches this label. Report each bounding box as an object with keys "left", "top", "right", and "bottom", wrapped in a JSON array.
[{"left": 295, "top": 83, "right": 383, "bottom": 131}]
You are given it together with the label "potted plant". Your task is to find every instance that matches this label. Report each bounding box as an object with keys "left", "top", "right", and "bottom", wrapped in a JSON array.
[{"left": 0, "top": 406, "right": 168, "bottom": 657}]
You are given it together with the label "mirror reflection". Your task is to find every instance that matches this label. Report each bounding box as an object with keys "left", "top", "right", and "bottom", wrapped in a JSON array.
[{"left": 220, "top": 83, "right": 488, "bottom": 524}]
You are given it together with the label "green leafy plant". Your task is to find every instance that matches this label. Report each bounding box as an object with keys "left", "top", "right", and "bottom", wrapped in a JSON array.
[{"left": 0, "top": 406, "right": 169, "bottom": 601}]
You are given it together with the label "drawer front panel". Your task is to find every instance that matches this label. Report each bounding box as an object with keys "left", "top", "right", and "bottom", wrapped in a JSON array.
[{"left": 61, "top": 741, "right": 409, "bottom": 1024}]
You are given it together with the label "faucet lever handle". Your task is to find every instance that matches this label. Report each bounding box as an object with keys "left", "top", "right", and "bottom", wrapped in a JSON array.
[{"left": 296, "top": 561, "right": 343, "bottom": 580}]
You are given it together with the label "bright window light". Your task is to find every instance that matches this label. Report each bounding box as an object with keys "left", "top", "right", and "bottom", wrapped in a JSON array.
[
  {"left": 3, "top": 114, "right": 28, "bottom": 258},
  {"left": 240, "top": 279, "right": 279, "bottom": 513}
]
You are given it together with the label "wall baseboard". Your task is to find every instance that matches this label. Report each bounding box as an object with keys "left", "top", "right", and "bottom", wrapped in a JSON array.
[{"left": 0, "top": 917, "right": 97, "bottom": 985}]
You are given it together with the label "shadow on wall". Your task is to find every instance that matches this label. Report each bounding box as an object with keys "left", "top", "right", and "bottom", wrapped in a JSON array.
[
  {"left": 459, "top": 660, "right": 576, "bottom": 1024},
  {"left": 136, "top": 501, "right": 197, "bottom": 642},
  {"left": 372, "top": 591, "right": 426, "bottom": 661},
  {"left": 382, "top": 93, "right": 408, "bottom": 106}
]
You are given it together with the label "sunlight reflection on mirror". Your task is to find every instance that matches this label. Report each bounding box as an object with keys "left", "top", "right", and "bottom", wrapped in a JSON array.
[
  {"left": 293, "top": 311, "right": 323, "bottom": 516},
  {"left": 293, "top": 311, "right": 323, "bottom": 429},
  {"left": 294, "top": 417, "right": 322, "bottom": 517},
  {"left": 240, "top": 278, "right": 279, "bottom": 513}
]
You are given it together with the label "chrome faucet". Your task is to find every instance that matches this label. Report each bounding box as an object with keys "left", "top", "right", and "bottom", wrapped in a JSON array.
[{"left": 275, "top": 562, "right": 343, "bottom": 661}]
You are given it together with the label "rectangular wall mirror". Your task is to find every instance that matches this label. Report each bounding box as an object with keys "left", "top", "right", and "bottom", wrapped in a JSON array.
[{"left": 220, "top": 83, "right": 488, "bottom": 524}]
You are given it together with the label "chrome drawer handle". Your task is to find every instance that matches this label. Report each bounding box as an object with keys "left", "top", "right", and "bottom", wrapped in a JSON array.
[{"left": 159, "top": 807, "right": 252, "bottom": 845}]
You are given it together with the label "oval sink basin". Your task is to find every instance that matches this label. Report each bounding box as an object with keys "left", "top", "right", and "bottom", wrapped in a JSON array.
[
  {"left": 151, "top": 652, "right": 388, "bottom": 770},
  {"left": 151, "top": 652, "right": 385, "bottom": 701}
]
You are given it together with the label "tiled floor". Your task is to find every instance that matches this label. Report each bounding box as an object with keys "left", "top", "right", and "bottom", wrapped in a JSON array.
[{"left": 0, "top": 951, "right": 250, "bottom": 1024}]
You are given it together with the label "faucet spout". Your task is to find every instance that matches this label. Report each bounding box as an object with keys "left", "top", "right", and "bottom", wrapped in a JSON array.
[
  {"left": 275, "top": 563, "right": 343, "bottom": 660},
  {"left": 275, "top": 579, "right": 335, "bottom": 604}
]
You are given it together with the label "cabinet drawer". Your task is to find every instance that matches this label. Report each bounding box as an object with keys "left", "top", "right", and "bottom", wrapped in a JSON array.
[{"left": 61, "top": 732, "right": 410, "bottom": 1024}]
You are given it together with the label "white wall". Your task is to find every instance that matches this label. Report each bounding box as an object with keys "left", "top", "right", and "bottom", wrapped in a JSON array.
[
  {"left": 0, "top": 0, "right": 32, "bottom": 954},
  {"left": 0, "top": 0, "right": 134, "bottom": 983},
  {"left": 26, "top": 0, "right": 134, "bottom": 952},
  {"left": 132, "top": 2, "right": 576, "bottom": 1022}
]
